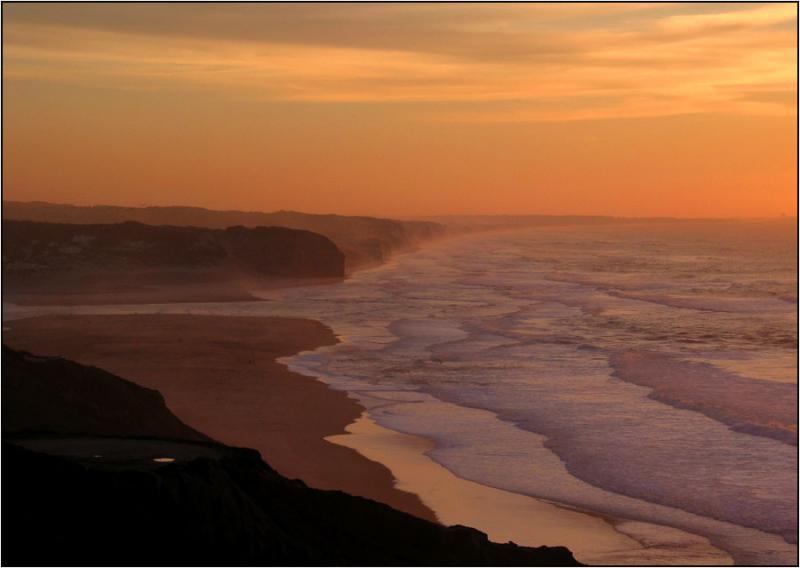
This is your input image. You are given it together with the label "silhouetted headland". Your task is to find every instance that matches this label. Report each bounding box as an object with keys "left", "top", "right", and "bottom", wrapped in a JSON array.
[
  {"left": 3, "top": 201, "right": 446, "bottom": 270},
  {"left": 3, "top": 220, "right": 346, "bottom": 304}
]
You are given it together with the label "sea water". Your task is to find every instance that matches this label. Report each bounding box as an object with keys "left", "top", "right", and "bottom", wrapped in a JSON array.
[
  {"left": 5, "top": 219, "right": 796, "bottom": 564},
  {"left": 274, "top": 220, "right": 798, "bottom": 564}
]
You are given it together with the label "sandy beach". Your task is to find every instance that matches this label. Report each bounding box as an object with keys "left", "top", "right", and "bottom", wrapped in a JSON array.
[
  {"left": 4, "top": 271, "right": 345, "bottom": 306},
  {"left": 3, "top": 313, "right": 434, "bottom": 522}
]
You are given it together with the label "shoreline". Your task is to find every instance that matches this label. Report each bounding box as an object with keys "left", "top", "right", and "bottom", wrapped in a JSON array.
[
  {"left": 4, "top": 308, "right": 744, "bottom": 565},
  {"left": 3, "top": 313, "right": 436, "bottom": 522},
  {"left": 323, "top": 409, "right": 733, "bottom": 566}
]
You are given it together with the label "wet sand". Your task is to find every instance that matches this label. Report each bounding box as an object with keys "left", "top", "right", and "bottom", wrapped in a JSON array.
[
  {"left": 3, "top": 314, "right": 435, "bottom": 522},
  {"left": 327, "top": 413, "right": 733, "bottom": 566}
]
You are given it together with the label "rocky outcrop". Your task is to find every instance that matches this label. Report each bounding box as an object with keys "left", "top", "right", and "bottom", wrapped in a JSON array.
[
  {"left": 2, "top": 220, "right": 345, "bottom": 280},
  {"left": 259, "top": 210, "right": 445, "bottom": 269},
  {"left": 3, "top": 201, "right": 446, "bottom": 270},
  {"left": 221, "top": 224, "right": 344, "bottom": 278},
  {"left": 3, "top": 440, "right": 579, "bottom": 566},
  {"left": 2, "top": 346, "right": 581, "bottom": 566},
  {"left": 2, "top": 346, "right": 207, "bottom": 442}
]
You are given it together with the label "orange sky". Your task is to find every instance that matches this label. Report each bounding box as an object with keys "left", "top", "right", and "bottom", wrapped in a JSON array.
[{"left": 3, "top": 3, "right": 797, "bottom": 217}]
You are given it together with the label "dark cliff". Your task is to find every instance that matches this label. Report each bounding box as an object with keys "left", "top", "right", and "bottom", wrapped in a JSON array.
[
  {"left": 4, "top": 441, "right": 579, "bottom": 566},
  {"left": 3, "top": 201, "right": 446, "bottom": 270},
  {"left": 2, "top": 219, "right": 345, "bottom": 283},
  {"left": 2, "top": 346, "right": 580, "bottom": 566},
  {"left": 221, "top": 224, "right": 344, "bottom": 278},
  {"left": 2, "top": 346, "right": 207, "bottom": 442}
]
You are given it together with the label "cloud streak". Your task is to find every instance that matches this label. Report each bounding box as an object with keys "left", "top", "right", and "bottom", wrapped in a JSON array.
[{"left": 3, "top": 3, "right": 796, "bottom": 122}]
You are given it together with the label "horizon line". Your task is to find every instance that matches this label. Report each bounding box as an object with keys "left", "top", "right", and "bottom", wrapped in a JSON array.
[{"left": 2, "top": 199, "right": 796, "bottom": 223}]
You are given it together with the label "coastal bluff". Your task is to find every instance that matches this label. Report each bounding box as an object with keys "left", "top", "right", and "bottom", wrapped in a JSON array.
[
  {"left": 3, "top": 219, "right": 345, "bottom": 278},
  {"left": 2, "top": 345, "right": 581, "bottom": 566},
  {"left": 3, "top": 201, "right": 446, "bottom": 270},
  {"left": 2, "top": 220, "right": 345, "bottom": 303}
]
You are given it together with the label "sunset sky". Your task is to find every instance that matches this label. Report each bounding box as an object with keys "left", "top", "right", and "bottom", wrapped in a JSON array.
[{"left": 3, "top": 3, "right": 797, "bottom": 217}]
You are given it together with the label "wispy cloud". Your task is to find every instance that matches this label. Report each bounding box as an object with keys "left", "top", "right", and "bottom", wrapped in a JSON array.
[{"left": 3, "top": 3, "right": 796, "bottom": 121}]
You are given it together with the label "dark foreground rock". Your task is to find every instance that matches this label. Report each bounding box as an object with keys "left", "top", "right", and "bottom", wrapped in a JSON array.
[
  {"left": 1, "top": 346, "right": 580, "bottom": 566},
  {"left": 3, "top": 439, "right": 579, "bottom": 566},
  {"left": 2, "top": 346, "right": 207, "bottom": 442}
]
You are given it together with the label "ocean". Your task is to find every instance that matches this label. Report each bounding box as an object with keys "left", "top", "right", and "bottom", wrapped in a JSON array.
[
  {"left": 5, "top": 219, "right": 796, "bottom": 564},
  {"left": 276, "top": 220, "right": 797, "bottom": 565}
]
